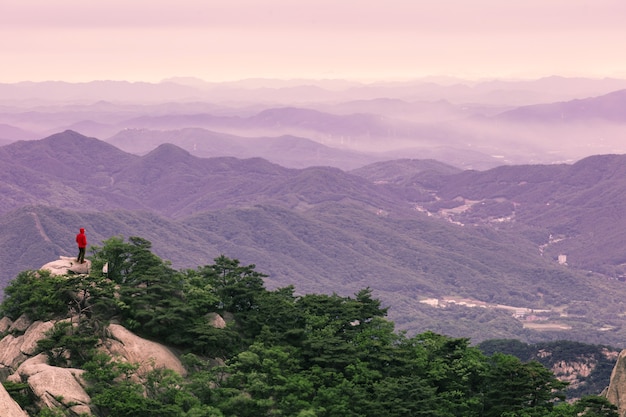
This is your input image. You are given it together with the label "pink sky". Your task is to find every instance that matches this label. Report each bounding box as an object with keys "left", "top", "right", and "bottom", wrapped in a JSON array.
[{"left": 1, "top": 0, "right": 625, "bottom": 83}]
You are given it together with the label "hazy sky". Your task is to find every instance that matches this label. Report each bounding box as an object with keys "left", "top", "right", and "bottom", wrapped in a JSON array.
[{"left": 2, "top": 0, "right": 625, "bottom": 83}]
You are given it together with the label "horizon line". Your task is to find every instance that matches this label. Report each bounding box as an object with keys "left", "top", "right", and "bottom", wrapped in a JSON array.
[{"left": 2, "top": 74, "right": 626, "bottom": 86}]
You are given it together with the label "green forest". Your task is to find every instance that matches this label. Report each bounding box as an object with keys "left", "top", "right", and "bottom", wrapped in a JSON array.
[{"left": 0, "top": 236, "right": 619, "bottom": 416}]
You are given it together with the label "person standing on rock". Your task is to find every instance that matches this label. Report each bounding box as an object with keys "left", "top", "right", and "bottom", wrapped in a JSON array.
[{"left": 76, "top": 228, "right": 87, "bottom": 264}]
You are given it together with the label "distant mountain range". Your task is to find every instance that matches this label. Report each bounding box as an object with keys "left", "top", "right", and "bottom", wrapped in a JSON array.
[
  {"left": 3, "top": 77, "right": 626, "bottom": 170},
  {"left": 3, "top": 131, "right": 626, "bottom": 346},
  {"left": 4, "top": 76, "right": 626, "bottom": 105},
  {"left": 495, "top": 89, "right": 626, "bottom": 123}
]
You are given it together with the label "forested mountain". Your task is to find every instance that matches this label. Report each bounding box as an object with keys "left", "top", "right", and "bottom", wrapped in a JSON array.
[
  {"left": 409, "top": 154, "right": 626, "bottom": 276},
  {"left": 107, "top": 128, "right": 384, "bottom": 170},
  {"left": 0, "top": 239, "right": 619, "bottom": 416},
  {"left": 3, "top": 131, "right": 626, "bottom": 346}
]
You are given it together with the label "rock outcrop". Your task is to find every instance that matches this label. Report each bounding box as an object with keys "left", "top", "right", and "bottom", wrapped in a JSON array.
[
  {"left": 102, "top": 323, "right": 187, "bottom": 377},
  {"left": 8, "top": 315, "right": 32, "bottom": 333},
  {"left": 0, "top": 334, "right": 27, "bottom": 372},
  {"left": 0, "top": 317, "right": 58, "bottom": 366},
  {"left": 9, "top": 354, "right": 91, "bottom": 415},
  {"left": 20, "top": 320, "right": 56, "bottom": 356},
  {"left": 0, "top": 316, "right": 13, "bottom": 332},
  {"left": 0, "top": 318, "right": 188, "bottom": 415},
  {"left": 0, "top": 383, "right": 28, "bottom": 417},
  {"left": 0, "top": 256, "right": 213, "bottom": 415},
  {"left": 41, "top": 256, "right": 90, "bottom": 276},
  {"left": 605, "top": 349, "right": 626, "bottom": 417}
]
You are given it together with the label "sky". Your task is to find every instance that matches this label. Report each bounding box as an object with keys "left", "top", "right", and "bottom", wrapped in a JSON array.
[{"left": 1, "top": 0, "right": 626, "bottom": 83}]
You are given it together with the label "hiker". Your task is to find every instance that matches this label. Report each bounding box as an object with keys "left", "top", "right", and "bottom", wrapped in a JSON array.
[{"left": 76, "top": 228, "right": 87, "bottom": 263}]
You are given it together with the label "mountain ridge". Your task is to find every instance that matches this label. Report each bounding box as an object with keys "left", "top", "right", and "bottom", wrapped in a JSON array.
[
  {"left": 495, "top": 89, "right": 626, "bottom": 123},
  {"left": 4, "top": 131, "right": 626, "bottom": 345},
  {"left": 5, "top": 80, "right": 626, "bottom": 169}
]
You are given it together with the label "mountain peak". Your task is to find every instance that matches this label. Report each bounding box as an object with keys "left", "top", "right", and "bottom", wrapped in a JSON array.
[
  {"left": 144, "top": 143, "right": 193, "bottom": 163},
  {"left": 44, "top": 129, "right": 89, "bottom": 141},
  {"left": 0, "top": 131, "right": 137, "bottom": 205},
  {"left": 36, "top": 130, "right": 130, "bottom": 159}
]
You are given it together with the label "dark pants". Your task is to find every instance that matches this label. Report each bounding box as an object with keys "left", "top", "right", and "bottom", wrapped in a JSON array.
[{"left": 77, "top": 247, "right": 86, "bottom": 263}]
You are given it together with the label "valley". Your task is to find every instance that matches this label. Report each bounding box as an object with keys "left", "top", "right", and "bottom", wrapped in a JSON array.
[
  {"left": 3, "top": 78, "right": 626, "bottom": 347},
  {"left": 421, "top": 295, "right": 574, "bottom": 331},
  {"left": 4, "top": 4, "right": 626, "bottom": 415}
]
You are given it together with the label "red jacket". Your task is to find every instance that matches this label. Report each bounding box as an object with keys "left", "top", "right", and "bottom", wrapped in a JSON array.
[{"left": 76, "top": 228, "right": 87, "bottom": 248}]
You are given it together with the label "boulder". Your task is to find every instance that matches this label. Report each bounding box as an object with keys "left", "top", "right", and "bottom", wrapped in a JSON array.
[
  {"left": 9, "top": 315, "right": 32, "bottom": 333},
  {"left": 69, "top": 260, "right": 91, "bottom": 275},
  {"left": 20, "top": 321, "right": 55, "bottom": 356},
  {"left": 5, "top": 371, "right": 22, "bottom": 384},
  {"left": 40, "top": 256, "right": 90, "bottom": 276},
  {"left": 0, "top": 316, "right": 13, "bottom": 332},
  {"left": 12, "top": 352, "right": 48, "bottom": 377},
  {"left": 208, "top": 312, "right": 226, "bottom": 329},
  {"left": 15, "top": 354, "right": 91, "bottom": 414},
  {"left": 27, "top": 365, "right": 90, "bottom": 413},
  {"left": 0, "top": 334, "right": 26, "bottom": 370},
  {"left": 0, "top": 382, "right": 28, "bottom": 417},
  {"left": 103, "top": 324, "right": 187, "bottom": 376},
  {"left": 0, "top": 320, "right": 56, "bottom": 372}
]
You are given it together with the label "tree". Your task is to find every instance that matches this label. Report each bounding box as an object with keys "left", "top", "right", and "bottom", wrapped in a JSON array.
[
  {"left": 297, "top": 290, "right": 388, "bottom": 372},
  {"left": 240, "top": 285, "right": 305, "bottom": 346},
  {"left": 186, "top": 255, "right": 271, "bottom": 352},
  {"left": 573, "top": 395, "right": 619, "bottom": 417},
  {"left": 195, "top": 255, "right": 267, "bottom": 314},
  {"left": 481, "top": 353, "right": 568, "bottom": 417},
  {"left": 90, "top": 236, "right": 190, "bottom": 341},
  {"left": 212, "top": 342, "right": 311, "bottom": 416},
  {"left": 414, "top": 331, "right": 487, "bottom": 416},
  {"left": 36, "top": 321, "right": 99, "bottom": 368},
  {"left": 59, "top": 272, "right": 119, "bottom": 332},
  {"left": 1, "top": 270, "right": 67, "bottom": 321}
]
